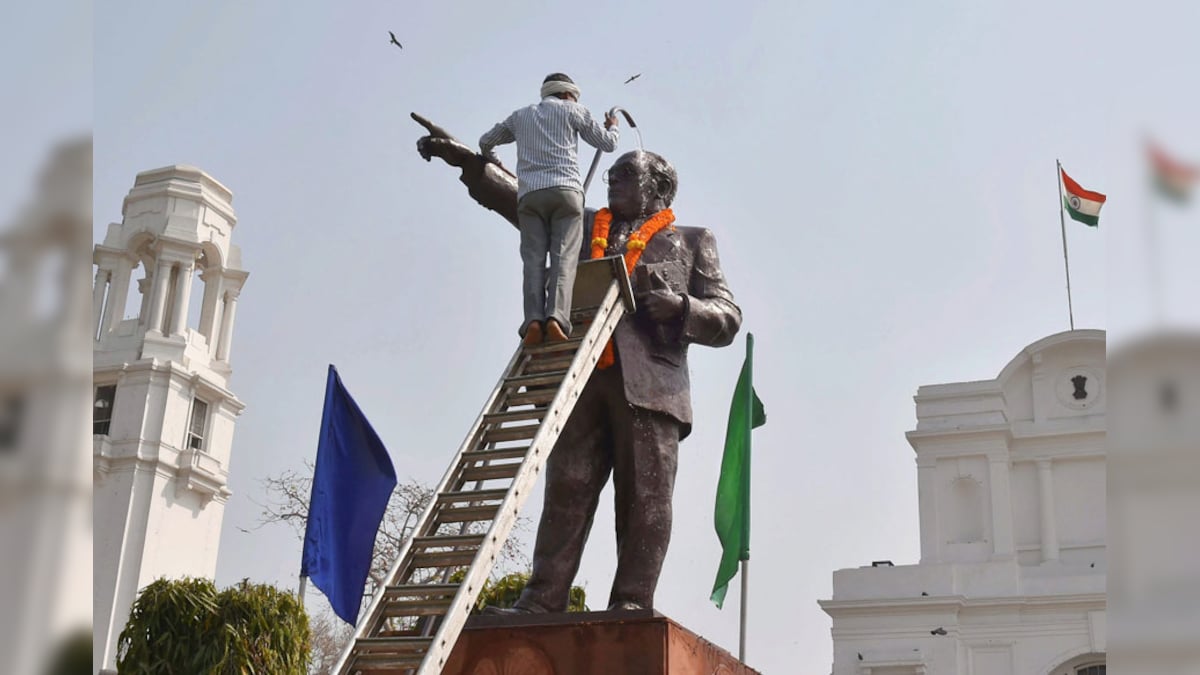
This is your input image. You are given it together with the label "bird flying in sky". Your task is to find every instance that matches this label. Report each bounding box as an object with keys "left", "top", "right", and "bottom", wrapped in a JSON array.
[
  {"left": 624, "top": 73, "right": 641, "bottom": 84},
  {"left": 388, "top": 31, "right": 403, "bottom": 49}
]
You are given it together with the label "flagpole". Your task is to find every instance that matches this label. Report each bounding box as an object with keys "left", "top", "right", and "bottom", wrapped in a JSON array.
[
  {"left": 298, "top": 575, "right": 308, "bottom": 609},
  {"left": 739, "top": 560, "right": 748, "bottom": 661},
  {"left": 739, "top": 333, "right": 754, "bottom": 663},
  {"left": 1056, "top": 159, "right": 1076, "bottom": 330},
  {"left": 1145, "top": 166, "right": 1164, "bottom": 324}
]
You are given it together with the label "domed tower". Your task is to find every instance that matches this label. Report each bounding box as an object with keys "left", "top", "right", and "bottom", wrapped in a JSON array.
[{"left": 92, "top": 166, "right": 248, "bottom": 672}]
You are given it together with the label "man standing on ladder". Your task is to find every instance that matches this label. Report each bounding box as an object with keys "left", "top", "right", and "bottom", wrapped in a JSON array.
[
  {"left": 479, "top": 73, "right": 620, "bottom": 347},
  {"left": 417, "top": 118, "right": 742, "bottom": 613}
]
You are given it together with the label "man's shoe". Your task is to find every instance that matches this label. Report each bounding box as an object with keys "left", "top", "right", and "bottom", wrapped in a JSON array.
[
  {"left": 606, "top": 600, "right": 646, "bottom": 611},
  {"left": 545, "top": 320, "right": 569, "bottom": 343},
  {"left": 522, "top": 321, "right": 544, "bottom": 347}
]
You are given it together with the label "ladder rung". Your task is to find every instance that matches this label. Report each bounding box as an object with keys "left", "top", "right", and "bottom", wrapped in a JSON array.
[
  {"left": 381, "top": 598, "right": 454, "bottom": 617},
  {"left": 351, "top": 654, "right": 425, "bottom": 671},
  {"left": 482, "top": 407, "right": 547, "bottom": 424},
  {"left": 525, "top": 337, "right": 584, "bottom": 355},
  {"left": 506, "top": 389, "right": 557, "bottom": 406},
  {"left": 410, "top": 549, "right": 478, "bottom": 568},
  {"left": 411, "top": 534, "right": 486, "bottom": 549},
  {"left": 434, "top": 503, "right": 500, "bottom": 524},
  {"left": 382, "top": 583, "right": 460, "bottom": 598},
  {"left": 350, "top": 637, "right": 432, "bottom": 670},
  {"left": 435, "top": 488, "right": 509, "bottom": 504},
  {"left": 505, "top": 371, "right": 568, "bottom": 388},
  {"left": 481, "top": 424, "right": 539, "bottom": 443},
  {"left": 460, "top": 463, "right": 521, "bottom": 482},
  {"left": 463, "top": 446, "right": 528, "bottom": 462},
  {"left": 525, "top": 356, "right": 575, "bottom": 374},
  {"left": 352, "top": 634, "right": 434, "bottom": 648}
]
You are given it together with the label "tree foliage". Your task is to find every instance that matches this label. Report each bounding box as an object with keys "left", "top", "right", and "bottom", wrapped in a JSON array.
[
  {"left": 117, "top": 577, "right": 310, "bottom": 675},
  {"left": 452, "top": 570, "right": 588, "bottom": 613}
]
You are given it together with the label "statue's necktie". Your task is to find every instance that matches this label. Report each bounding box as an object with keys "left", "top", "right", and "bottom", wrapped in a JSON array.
[{"left": 606, "top": 221, "right": 632, "bottom": 257}]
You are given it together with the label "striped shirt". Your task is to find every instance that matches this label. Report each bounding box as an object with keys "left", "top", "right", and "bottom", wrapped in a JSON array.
[{"left": 480, "top": 97, "right": 619, "bottom": 200}]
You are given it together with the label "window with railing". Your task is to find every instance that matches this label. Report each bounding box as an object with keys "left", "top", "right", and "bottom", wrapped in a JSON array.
[
  {"left": 186, "top": 398, "right": 208, "bottom": 450},
  {"left": 93, "top": 385, "right": 116, "bottom": 436},
  {"left": 1077, "top": 665, "right": 1105, "bottom": 675}
]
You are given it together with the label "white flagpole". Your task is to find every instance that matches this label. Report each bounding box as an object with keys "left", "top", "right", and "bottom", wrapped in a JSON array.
[
  {"left": 1056, "top": 159, "right": 1076, "bottom": 330},
  {"left": 739, "top": 560, "right": 748, "bottom": 662},
  {"left": 738, "top": 334, "right": 754, "bottom": 664},
  {"left": 299, "top": 575, "right": 308, "bottom": 609}
]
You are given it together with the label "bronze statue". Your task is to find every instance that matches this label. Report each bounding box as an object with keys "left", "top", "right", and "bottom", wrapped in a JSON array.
[{"left": 415, "top": 113, "right": 742, "bottom": 612}]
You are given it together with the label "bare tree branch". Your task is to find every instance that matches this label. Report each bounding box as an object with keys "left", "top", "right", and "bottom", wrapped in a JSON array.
[{"left": 253, "top": 464, "right": 530, "bottom": 672}]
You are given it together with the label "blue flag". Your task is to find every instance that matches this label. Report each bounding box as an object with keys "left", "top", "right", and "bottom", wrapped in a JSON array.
[{"left": 301, "top": 365, "right": 397, "bottom": 624}]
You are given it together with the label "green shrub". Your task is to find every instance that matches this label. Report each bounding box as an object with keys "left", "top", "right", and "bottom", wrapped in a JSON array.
[
  {"left": 450, "top": 570, "right": 588, "bottom": 612},
  {"left": 117, "top": 577, "right": 310, "bottom": 675}
]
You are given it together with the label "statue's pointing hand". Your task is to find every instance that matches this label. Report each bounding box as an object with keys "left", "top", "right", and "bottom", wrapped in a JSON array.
[
  {"left": 413, "top": 112, "right": 475, "bottom": 168},
  {"left": 410, "top": 112, "right": 520, "bottom": 227}
]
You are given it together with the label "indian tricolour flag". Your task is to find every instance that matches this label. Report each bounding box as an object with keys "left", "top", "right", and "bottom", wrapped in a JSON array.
[
  {"left": 1148, "top": 141, "right": 1198, "bottom": 204},
  {"left": 1060, "top": 166, "right": 1106, "bottom": 227}
]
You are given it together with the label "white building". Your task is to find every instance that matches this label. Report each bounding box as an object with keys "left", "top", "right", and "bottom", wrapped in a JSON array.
[
  {"left": 92, "top": 166, "right": 248, "bottom": 672},
  {"left": 0, "top": 138, "right": 94, "bottom": 675},
  {"left": 821, "top": 330, "right": 1106, "bottom": 675}
]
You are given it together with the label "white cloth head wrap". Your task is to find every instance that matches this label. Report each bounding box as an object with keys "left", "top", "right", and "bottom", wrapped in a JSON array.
[{"left": 541, "top": 79, "right": 581, "bottom": 100}]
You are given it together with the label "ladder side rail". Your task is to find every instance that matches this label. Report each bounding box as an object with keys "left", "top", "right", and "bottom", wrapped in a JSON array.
[
  {"left": 413, "top": 281, "right": 625, "bottom": 675},
  {"left": 332, "top": 346, "right": 527, "bottom": 674}
]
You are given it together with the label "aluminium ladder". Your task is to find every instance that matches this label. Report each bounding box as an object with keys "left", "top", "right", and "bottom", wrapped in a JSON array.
[{"left": 333, "top": 257, "right": 635, "bottom": 675}]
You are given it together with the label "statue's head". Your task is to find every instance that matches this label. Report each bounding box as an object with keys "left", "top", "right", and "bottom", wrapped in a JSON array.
[
  {"left": 605, "top": 151, "right": 678, "bottom": 220},
  {"left": 541, "top": 73, "right": 580, "bottom": 102}
]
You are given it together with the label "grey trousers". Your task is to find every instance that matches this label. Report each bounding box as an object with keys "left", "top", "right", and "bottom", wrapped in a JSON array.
[
  {"left": 515, "top": 364, "right": 682, "bottom": 612},
  {"left": 516, "top": 186, "right": 583, "bottom": 336}
]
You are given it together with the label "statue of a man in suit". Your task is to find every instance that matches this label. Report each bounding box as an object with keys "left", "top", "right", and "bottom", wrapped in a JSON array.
[{"left": 414, "top": 114, "right": 742, "bottom": 613}]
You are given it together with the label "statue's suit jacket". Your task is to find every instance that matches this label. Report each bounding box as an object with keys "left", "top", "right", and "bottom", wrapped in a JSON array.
[{"left": 580, "top": 209, "right": 742, "bottom": 439}]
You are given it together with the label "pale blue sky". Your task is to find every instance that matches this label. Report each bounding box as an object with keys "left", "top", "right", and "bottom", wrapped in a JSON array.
[{"left": 89, "top": 2, "right": 1198, "bottom": 672}]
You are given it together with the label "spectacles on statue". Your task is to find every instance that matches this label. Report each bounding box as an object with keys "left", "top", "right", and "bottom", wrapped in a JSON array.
[{"left": 601, "top": 166, "right": 639, "bottom": 185}]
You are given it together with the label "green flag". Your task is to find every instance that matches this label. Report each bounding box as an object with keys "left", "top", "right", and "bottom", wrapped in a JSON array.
[{"left": 711, "top": 333, "right": 766, "bottom": 608}]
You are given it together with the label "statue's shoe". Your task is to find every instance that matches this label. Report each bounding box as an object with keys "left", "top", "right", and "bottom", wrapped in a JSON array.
[{"left": 606, "top": 600, "right": 645, "bottom": 611}]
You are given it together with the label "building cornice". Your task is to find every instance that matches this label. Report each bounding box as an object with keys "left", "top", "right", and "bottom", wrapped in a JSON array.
[
  {"left": 819, "top": 592, "right": 1106, "bottom": 618},
  {"left": 93, "top": 359, "right": 245, "bottom": 413}
]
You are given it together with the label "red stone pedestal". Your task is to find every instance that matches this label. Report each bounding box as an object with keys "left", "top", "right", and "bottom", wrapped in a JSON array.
[{"left": 442, "top": 609, "right": 761, "bottom": 675}]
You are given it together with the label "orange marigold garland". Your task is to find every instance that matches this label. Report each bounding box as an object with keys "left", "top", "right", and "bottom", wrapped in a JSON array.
[{"left": 590, "top": 207, "right": 676, "bottom": 369}]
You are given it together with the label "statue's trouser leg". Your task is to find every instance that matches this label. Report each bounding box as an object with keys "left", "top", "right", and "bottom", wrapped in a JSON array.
[
  {"left": 516, "top": 371, "right": 619, "bottom": 612},
  {"left": 608, "top": 405, "right": 680, "bottom": 609}
]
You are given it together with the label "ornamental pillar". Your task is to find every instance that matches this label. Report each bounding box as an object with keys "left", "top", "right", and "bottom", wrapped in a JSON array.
[
  {"left": 145, "top": 259, "right": 173, "bottom": 334},
  {"left": 169, "top": 261, "right": 195, "bottom": 336},
  {"left": 214, "top": 290, "right": 239, "bottom": 362},
  {"left": 92, "top": 268, "right": 111, "bottom": 338},
  {"left": 1037, "top": 458, "right": 1059, "bottom": 564}
]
